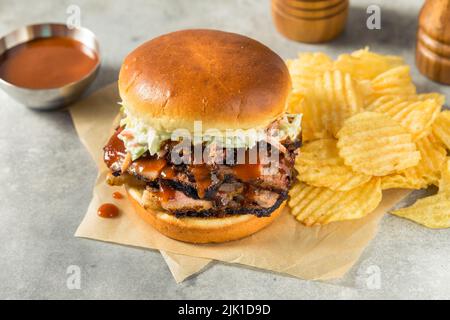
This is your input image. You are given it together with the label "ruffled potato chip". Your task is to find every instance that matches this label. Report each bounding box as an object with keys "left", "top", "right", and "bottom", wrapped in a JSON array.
[
  {"left": 289, "top": 178, "right": 382, "bottom": 226},
  {"left": 367, "top": 94, "right": 443, "bottom": 140},
  {"left": 286, "top": 91, "right": 304, "bottom": 114},
  {"left": 287, "top": 49, "right": 449, "bottom": 228},
  {"left": 432, "top": 110, "right": 450, "bottom": 150},
  {"left": 417, "top": 92, "right": 445, "bottom": 105},
  {"left": 286, "top": 52, "right": 335, "bottom": 140},
  {"left": 334, "top": 48, "right": 404, "bottom": 80},
  {"left": 381, "top": 133, "right": 447, "bottom": 189},
  {"left": 297, "top": 97, "right": 332, "bottom": 142},
  {"left": 364, "top": 66, "right": 416, "bottom": 104},
  {"left": 286, "top": 52, "right": 333, "bottom": 96},
  {"left": 439, "top": 159, "right": 450, "bottom": 193},
  {"left": 295, "top": 139, "right": 371, "bottom": 191},
  {"left": 391, "top": 156, "right": 450, "bottom": 229},
  {"left": 391, "top": 193, "right": 450, "bottom": 229},
  {"left": 300, "top": 70, "right": 363, "bottom": 139},
  {"left": 337, "top": 112, "right": 421, "bottom": 176}
]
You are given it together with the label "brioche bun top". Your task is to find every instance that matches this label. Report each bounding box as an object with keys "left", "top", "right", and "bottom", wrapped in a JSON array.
[{"left": 118, "top": 29, "right": 291, "bottom": 132}]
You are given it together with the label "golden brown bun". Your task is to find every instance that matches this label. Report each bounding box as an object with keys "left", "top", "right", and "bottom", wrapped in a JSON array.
[
  {"left": 118, "top": 29, "right": 291, "bottom": 132},
  {"left": 126, "top": 186, "right": 285, "bottom": 244}
]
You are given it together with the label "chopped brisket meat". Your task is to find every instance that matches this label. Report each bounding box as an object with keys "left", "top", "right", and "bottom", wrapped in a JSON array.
[
  {"left": 103, "top": 125, "right": 300, "bottom": 218},
  {"left": 161, "top": 191, "right": 214, "bottom": 212}
]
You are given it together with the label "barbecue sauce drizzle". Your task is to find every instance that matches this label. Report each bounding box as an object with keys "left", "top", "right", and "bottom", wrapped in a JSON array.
[
  {"left": 158, "top": 184, "right": 176, "bottom": 202},
  {"left": 104, "top": 128, "right": 264, "bottom": 201},
  {"left": 190, "top": 164, "right": 212, "bottom": 198}
]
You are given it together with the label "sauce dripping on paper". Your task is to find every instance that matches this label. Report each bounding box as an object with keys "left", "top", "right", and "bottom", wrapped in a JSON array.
[
  {"left": 112, "top": 192, "right": 123, "bottom": 200},
  {"left": 97, "top": 203, "right": 119, "bottom": 218}
]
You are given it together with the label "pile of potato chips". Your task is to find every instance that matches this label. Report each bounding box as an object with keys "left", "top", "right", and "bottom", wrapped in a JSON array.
[{"left": 286, "top": 48, "right": 450, "bottom": 229}]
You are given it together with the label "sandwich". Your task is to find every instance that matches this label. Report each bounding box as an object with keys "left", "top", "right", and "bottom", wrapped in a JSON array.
[{"left": 103, "top": 29, "right": 302, "bottom": 243}]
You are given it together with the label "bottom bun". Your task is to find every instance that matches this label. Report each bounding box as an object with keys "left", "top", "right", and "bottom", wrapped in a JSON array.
[{"left": 126, "top": 186, "right": 285, "bottom": 243}]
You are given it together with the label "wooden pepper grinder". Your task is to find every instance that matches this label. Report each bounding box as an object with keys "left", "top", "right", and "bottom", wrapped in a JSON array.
[
  {"left": 416, "top": 0, "right": 450, "bottom": 84},
  {"left": 271, "top": 0, "right": 349, "bottom": 43}
]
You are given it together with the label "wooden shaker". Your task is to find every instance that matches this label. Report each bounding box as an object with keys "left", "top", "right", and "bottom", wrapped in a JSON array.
[
  {"left": 416, "top": 0, "right": 450, "bottom": 84},
  {"left": 271, "top": 0, "right": 349, "bottom": 43}
]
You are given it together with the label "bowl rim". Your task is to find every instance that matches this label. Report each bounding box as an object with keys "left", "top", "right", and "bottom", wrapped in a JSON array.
[{"left": 0, "top": 22, "right": 101, "bottom": 92}]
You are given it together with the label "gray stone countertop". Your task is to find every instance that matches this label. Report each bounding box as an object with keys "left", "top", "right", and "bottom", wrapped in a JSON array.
[{"left": 0, "top": 0, "right": 449, "bottom": 299}]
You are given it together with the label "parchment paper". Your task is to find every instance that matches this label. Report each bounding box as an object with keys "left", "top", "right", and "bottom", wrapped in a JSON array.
[
  {"left": 68, "top": 83, "right": 209, "bottom": 283},
  {"left": 69, "top": 83, "right": 411, "bottom": 282}
]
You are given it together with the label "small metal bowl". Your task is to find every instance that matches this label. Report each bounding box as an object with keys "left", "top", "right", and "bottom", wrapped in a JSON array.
[{"left": 0, "top": 23, "right": 100, "bottom": 110}]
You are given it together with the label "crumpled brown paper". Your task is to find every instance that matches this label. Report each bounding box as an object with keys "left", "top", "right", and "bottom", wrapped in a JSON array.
[
  {"left": 69, "top": 83, "right": 411, "bottom": 283},
  {"left": 68, "top": 83, "right": 210, "bottom": 282}
]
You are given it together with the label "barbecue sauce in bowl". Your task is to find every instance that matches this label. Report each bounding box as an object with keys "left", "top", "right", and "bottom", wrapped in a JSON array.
[{"left": 0, "top": 36, "right": 98, "bottom": 89}]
